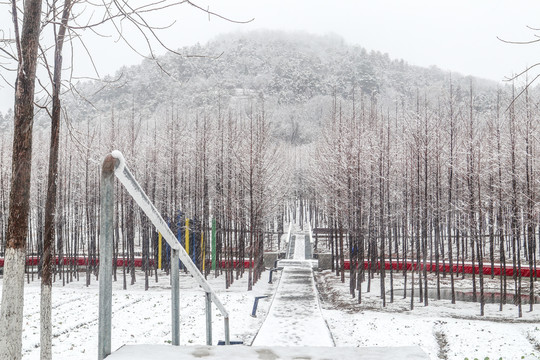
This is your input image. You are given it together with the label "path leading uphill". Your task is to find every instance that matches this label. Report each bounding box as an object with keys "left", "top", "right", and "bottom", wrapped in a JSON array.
[{"left": 251, "top": 226, "right": 334, "bottom": 347}]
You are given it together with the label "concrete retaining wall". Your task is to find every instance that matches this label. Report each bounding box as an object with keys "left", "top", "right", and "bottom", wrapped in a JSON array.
[{"left": 314, "top": 253, "right": 332, "bottom": 270}]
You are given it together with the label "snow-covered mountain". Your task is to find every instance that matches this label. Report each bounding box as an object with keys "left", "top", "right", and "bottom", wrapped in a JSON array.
[{"left": 48, "top": 30, "right": 501, "bottom": 143}]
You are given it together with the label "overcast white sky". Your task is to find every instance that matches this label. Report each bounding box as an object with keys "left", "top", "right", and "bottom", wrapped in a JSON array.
[{"left": 1, "top": 0, "right": 540, "bottom": 113}]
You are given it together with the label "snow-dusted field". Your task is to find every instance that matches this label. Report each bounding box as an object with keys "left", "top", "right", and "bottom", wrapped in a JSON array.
[
  {"left": 1, "top": 267, "right": 540, "bottom": 359},
  {"left": 0, "top": 270, "right": 278, "bottom": 359},
  {"left": 316, "top": 270, "right": 540, "bottom": 360}
]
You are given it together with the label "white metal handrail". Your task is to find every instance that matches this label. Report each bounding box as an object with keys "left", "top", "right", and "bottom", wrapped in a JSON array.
[{"left": 98, "top": 151, "right": 230, "bottom": 360}]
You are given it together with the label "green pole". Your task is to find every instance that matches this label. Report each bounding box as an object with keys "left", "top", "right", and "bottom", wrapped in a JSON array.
[{"left": 211, "top": 218, "right": 217, "bottom": 271}]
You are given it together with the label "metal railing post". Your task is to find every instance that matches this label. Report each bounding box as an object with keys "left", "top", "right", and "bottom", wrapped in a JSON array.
[
  {"left": 98, "top": 155, "right": 115, "bottom": 360},
  {"left": 205, "top": 292, "right": 212, "bottom": 345},
  {"left": 251, "top": 296, "right": 269, "bottom": 317},
  {"left": 224, "top": 316, "right": 230, "bottom": 345},
  {"left": 171, "top": 249, "right": 180, "bottom": 345}
]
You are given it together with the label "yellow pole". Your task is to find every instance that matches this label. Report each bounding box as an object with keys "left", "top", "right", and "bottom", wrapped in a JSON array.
[
  {"left": 158, "top": 232, "right": 162, "bottom": 270},
  {"left": 201, "top": 231, "right": 205, "bottom": 272},
  {"left": 185, "top": 218, "right": 190, "bottom": 256}
]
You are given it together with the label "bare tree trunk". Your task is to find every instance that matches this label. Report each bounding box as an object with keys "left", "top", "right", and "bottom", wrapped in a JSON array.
[
  {"left": 41, "top": 2, "right": 72, "bottom": 358},
  {"left": 524, "top": 87, "right": 535, "bottom": 312},
  {"left": 509, "top": 85, "right": 522, "bottom": 318},
  {"left": 467, "top": 82, "right": 478, "bottom": 305},
  {"left": 379, "top": 122, "right": 386, "bottom": 307},
  {"left": 422, "top": 96, "right": 429, "bottom": 307},
  {"left": 0, "top": 1, "right": 43, "bottom": 359}
]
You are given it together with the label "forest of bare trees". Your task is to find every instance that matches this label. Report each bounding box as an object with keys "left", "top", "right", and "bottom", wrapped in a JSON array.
[
  {"left": 2, "top": 74, "right": 540, "bottom": 321},
  {"left": 309, "top": 80, "right": 540, "bottom": 317},
  {"left": 0, "top": 28, "right": 539, "bottom": 345},
  {"left": 0, "top": 97, "right": 286, "bottom": 291},
  {"left": 0, "top": 3, "right": 256, "bottom": 357}
]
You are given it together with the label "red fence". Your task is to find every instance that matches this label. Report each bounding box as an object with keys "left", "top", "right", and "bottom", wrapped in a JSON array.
[
  {"left": 343, "top": 260, "right": 540, "bottom": 278},
  {"left": 0, "top": 256, "right": 537, "bottom": 277},
  {"left": 0, "top": 257, "right": 254, "bottom": 269},
  {"left": 0, "top": 256, "right": 153, "bottom": 268}
]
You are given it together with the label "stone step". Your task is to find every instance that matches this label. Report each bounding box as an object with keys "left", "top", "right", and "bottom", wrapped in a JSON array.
[{"left": 107, "top": 344, "right": 430, "bottom": 359}]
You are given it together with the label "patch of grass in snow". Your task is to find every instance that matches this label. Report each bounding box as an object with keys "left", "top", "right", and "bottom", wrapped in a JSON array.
[
  {"left": 433, "top": 321, "right": 449, "bottom": 360},
  {"left": 528, "top": 330, "right": 540, "bottom": 352}
]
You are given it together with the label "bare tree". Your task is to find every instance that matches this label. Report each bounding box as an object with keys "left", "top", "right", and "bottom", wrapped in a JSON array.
[
  {"left": 40, "top": 1, "right": 73, "bottom": 358},
  {"left": 0, "top": 1, "right": 44, "bottom": 359}
]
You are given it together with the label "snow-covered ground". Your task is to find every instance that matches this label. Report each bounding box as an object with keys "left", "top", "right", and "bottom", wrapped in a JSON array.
[
  {"left": 1, "top": 264, "right": 539, "bottom": 359},
  {"left": 0, "top": 270, "right": 278, "bottom": 360},
  {"left": 316, "top": 269, "right": 540, "bottom": 360}
]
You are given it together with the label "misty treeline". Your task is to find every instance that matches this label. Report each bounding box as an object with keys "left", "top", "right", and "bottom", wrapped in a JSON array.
[
  {"left": 0, "top": 98, "right": 287, "bottom": 291},
  {"left": 307, "top": 79, "right": 540, "bottom": 317}
]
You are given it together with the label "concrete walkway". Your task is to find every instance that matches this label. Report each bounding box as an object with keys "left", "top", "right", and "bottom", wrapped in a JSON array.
[
  {"left": 106, "top": 223, "right": 430, "bottom": 359},
  {"left": 252, "top": 227, "right": 334, "bottom": 347}
]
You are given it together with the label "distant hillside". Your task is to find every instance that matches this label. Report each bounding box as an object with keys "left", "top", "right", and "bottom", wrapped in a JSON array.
[{"left": 57, "top": 30, "right": 500, "bottom": 143}]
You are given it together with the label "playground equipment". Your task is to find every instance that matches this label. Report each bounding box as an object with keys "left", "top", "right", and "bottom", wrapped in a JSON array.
[{"left": 98, "top": 151, "right": 230, "bottom": 360}]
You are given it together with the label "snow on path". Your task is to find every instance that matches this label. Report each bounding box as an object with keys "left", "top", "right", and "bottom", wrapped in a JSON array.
[
  {"left": 293, "top": 234, "right": 306, "bottom": 260},
  {"left": 251, "top": 262, "right": 334, "bottom": 347},
  {"left": 252, "top": 228, "right": 334, "bottom": 347},
  {"left": 108, "top": 344, "right": 429, "bottom": 359}
]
